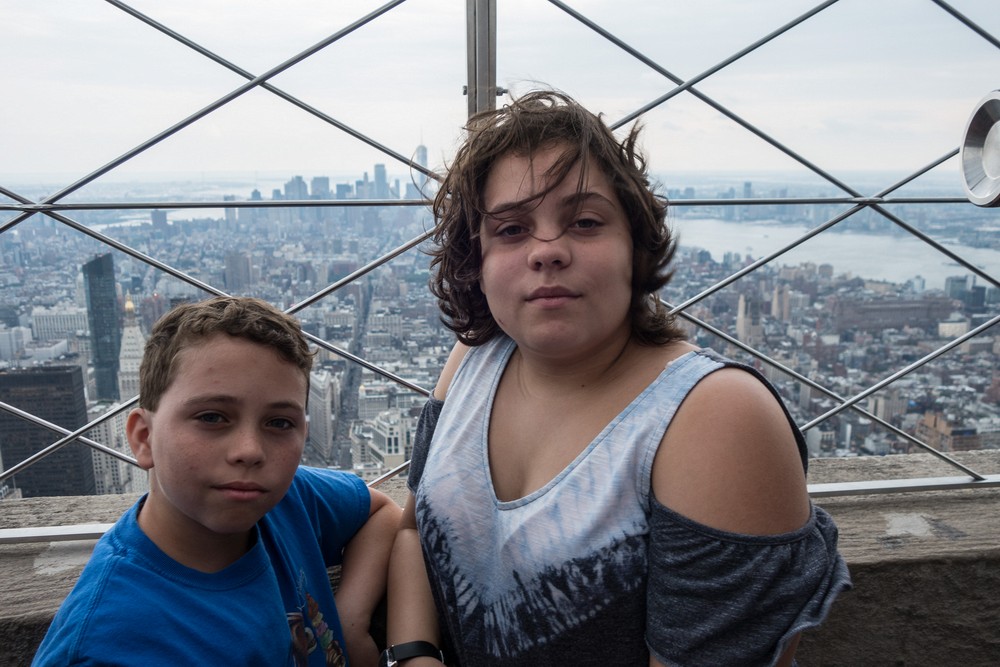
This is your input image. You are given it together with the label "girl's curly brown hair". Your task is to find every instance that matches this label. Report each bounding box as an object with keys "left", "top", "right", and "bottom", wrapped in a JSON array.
[{"left": 429, "top": 89, "right": 684, "bottom": 347}]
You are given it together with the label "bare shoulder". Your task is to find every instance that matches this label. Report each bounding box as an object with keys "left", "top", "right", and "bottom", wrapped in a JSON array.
[
  {"left": 432, "top": 341, "right": 470, "bottom": 400},
  {"left": 653, "top": 366, "right": 810, "bottom": 535}
]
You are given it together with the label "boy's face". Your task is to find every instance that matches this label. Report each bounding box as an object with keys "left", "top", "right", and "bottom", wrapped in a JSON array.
[{"left": 127, "top": 334, "right": 308, "bottom": 550}]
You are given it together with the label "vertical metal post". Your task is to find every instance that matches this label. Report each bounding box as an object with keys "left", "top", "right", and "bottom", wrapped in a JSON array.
[{"left": 466, "top": 0, "right": 497, "bottom": 117}]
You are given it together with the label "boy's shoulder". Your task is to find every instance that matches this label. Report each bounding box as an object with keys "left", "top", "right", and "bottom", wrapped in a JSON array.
[
  {"left": 286, "top": 465, "right": 368, "bottom": 498},
  {"left": 269, "top": 466, "right": 370, "bottom": 532},
  {"left": 32, "top": 502, "right": 180, "bottom": 664},
  {"left": 34, "top": 500, "right": 288, "bottom": 666}
]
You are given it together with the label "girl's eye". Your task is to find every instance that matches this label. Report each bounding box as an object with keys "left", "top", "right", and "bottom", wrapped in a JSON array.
[
  {"left": 573, "top": 217, "right": 602, "bottom": 230},
  {"left": 495, "top": 224, "right": 527, "bottom": 238}
]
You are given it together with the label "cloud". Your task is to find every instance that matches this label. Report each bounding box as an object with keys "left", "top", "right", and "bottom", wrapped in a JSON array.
[{"left": 3, "top": 0, "right": 998, "bottom": 182}]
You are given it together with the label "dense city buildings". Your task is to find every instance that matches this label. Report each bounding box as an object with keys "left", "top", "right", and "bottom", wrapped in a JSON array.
[
  {"left": 0, "top": 365, "right": 94, "bottom": 498},
  {"left": 0, "top": 166, "right": 997, "bottom": 497}
]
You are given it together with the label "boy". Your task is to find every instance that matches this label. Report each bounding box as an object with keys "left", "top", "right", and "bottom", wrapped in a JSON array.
[{"left": 33, "top": 296, "right": 401, "bottom": 666}]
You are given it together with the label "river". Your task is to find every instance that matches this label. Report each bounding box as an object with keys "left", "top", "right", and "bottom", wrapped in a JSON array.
[{"left": 672, "top": 217, "right": 1000, "bottom": 291}]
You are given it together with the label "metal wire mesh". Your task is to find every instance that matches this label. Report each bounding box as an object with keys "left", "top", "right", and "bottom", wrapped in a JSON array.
[{"left": 2, "top": 0, "right": 999, "bottom": 506}]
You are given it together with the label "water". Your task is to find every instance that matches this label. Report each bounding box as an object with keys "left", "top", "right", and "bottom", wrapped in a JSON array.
[
  {"left": 672, "top": 217, "right": 1000, "bottom": 291},
  {"left": 84, "top": 209, "right": 1000, "bottom": 292}
]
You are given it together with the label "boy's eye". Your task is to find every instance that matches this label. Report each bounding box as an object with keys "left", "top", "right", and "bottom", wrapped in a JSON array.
[
  {"left": 196, "top": 412, "right": 226, "bottom": 425},
  {"left": 267, "top": 417, "right": 296, "bottom": 430}
]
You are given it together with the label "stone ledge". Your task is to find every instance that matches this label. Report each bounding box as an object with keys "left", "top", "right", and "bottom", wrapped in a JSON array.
[
  {"left": 0, "top": 476, "right": 410, "bottom": 667},
  {"left": 798, "top": 450, "right": 1000, "bottom": 665},
  {"left": 3, "top": 455, "right": 1000, "bottom": 666}
]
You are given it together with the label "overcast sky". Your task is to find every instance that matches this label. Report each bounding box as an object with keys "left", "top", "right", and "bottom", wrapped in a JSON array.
[{"left": 3, "top": 0, "right": 999, "bottom": 196}]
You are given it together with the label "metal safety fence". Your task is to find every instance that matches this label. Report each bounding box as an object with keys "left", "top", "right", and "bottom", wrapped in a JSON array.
[{"left": 1, "top": 0, "right": 999, "bottom": 539}]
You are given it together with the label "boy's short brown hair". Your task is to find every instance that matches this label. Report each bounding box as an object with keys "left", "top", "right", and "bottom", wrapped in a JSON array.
[
  {"left": 429, "top": 89, "right": 685, "bottom": 347},
  {"left": 138, "top": 296, "right": 313, "bottom": 411}
]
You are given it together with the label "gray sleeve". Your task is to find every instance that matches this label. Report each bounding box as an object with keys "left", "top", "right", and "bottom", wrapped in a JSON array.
[
  {"left": 646, "top": 500, "right": 851, "bottom": 666},
  {"left": 406, "top": 396, "right": 444, "bottom": 494}
]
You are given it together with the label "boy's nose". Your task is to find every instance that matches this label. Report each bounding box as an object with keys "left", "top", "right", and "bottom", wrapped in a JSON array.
[{"left": 229, "top": 430, "right": 266, "bottom": 466}]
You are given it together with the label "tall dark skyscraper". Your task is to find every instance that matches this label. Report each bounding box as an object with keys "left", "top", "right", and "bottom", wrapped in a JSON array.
[
  {"left": 83, "top": 252, "right": 121, "bottom": 401},
  {"left": 0, "top": 365, "right": 95, "bottom": 497}
]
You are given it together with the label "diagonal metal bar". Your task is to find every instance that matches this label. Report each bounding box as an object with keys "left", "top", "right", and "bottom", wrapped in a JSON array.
[
  {"left": 285, "top": 229, "right": 436, "bottom": 396},
  {"left": 607, "top": 0, "right": 840, "bottom": 127},
  {"left": 554, "top": 0, "right": 997, "bottom": 295},
  {"left": 930, "top": 0, "right": 1000, "bottom": 50},
  {"left": 553, "top": 0, "right": 999, "bottom": 292},
  {"left": 868, "top": 202, "right": 1000, "bottom": 291},
  {"left": 288, "top": 229, "right": 435, "bottom": 315},
  {"left": 23, "top": 0, "right": 407, "bottom": 219},
  {"left": 0, "top": 397, "right": 140, "bottom": 484},
  {"left": 550, "top": 0, "right": 860, "bottom": 197},
  {"left": 667, "top": 149, "right": 982, "bottom": 314},
  {"left": 667, "top": 305, "right": 987, "bottom": 480},
  {"left": 304, "top": 332, "right": 431, "bottom": 398},
  {"left": 103, "top": 0, "right": 438, "bottom": 184},
  {"left": 669, "top": 202, "right": 864, "bottom": 314},
  {"left": 0, "top": 185, "right": 227, "bottom": 297},
  {"left": 3, "top": 185, "right": 430, "bottom": 410},
  {"left": 802, "top": 313, "right": 1000, "bottom": 432}
]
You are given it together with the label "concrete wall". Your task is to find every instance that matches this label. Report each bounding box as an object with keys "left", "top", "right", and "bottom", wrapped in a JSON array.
[
  {"left": 3, "top": 453, "right": 999, "bottom": 666},
  {"left": 797, "top": 451, "right": 1000, "bottom": 666}
]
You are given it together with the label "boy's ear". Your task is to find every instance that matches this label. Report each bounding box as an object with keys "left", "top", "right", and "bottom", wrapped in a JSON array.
[{"left": 126, "top": 408, "right": 155, "bottom": 471}]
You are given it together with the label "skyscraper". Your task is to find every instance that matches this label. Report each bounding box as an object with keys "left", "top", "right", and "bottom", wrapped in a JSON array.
[
  {"left": 415, "top": 144, "right": 428, "bottom": 188},
  {"left": 83, "top": 253, "right": 121, "bottom": 401},
  {"left": 373, "top": 163, "right": 389, "bottom": 199},
  {"left": 117, "top": 295, "right": 144, "bottom": 401},
  {"left": 0, "top": 365, "right": 95, "bottom": 497},
  {"left": 224, "top": 251, "right": 253, "bottom": 292}
]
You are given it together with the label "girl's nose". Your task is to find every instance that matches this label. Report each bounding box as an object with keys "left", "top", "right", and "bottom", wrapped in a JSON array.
[{"left": 527, "top": 231, "right": 571, "bottom": 269}]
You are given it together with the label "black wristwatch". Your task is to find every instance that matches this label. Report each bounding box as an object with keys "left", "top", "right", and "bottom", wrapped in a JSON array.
[{"left": 378, "top": 641, "right": 444, "bottom": 667}]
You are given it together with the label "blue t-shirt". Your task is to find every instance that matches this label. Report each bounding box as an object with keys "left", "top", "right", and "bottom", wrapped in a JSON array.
[
  {"left": 33, "top": 466, "right": 370, "bottom": 667},
  {"left": 410, "top": 336, "right": 851, "bottom": 666}
]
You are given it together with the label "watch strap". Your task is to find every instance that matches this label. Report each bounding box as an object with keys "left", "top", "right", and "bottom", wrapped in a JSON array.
[{"left": 380, "top": 640, "right": 444, "bottom": 666}]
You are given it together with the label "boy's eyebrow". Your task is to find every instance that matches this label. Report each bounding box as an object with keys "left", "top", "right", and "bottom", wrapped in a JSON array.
[{"left": 182, "top": 394, "right": 305, "bottom": 412}]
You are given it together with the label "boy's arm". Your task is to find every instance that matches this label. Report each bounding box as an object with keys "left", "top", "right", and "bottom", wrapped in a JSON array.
[
  {"left": 335, "top": 487, "right": 402, "bottom": 667},
  {"left": 386, "top": 493, "right": 445, "bottom": 666}
]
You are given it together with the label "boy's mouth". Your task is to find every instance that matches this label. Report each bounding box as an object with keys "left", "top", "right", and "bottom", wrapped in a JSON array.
[{"left": 215, "top": 482, "right": 267, "bottom": 500}]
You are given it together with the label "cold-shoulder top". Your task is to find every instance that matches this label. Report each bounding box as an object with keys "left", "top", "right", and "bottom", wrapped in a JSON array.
[{"left": 408, "top": 335, "right": 851, "bottom": 666}]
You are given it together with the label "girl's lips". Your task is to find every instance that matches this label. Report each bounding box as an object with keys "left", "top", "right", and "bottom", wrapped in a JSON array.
[
  {"left": 526, "top": 286, "right": 577, "bottom": 301},
  {"left": 530, "top": 295, "right": 576, "bottom": 307}
]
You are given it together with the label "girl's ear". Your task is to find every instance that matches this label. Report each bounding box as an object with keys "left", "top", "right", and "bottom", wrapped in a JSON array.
[{"left": 125, "top": 408, "right": 155, "bottom": 471}]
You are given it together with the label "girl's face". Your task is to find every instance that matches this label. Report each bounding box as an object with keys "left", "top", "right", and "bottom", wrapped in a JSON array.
[{"left": 478, "top": 145, "right": 634, "bottom": 361}]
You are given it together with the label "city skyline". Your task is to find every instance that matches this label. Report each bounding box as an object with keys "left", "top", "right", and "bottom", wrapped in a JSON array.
[{"left": 2, "top": 1, "right": 999, "bottom": 495}]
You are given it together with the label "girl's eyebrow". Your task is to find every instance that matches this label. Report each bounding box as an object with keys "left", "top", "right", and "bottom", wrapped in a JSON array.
[
  {"left": 560, "top": 190, "right": 618, "bottom": 209},
  {"left": 487, "top": 189, "right": 616, "bottom": 216}
]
